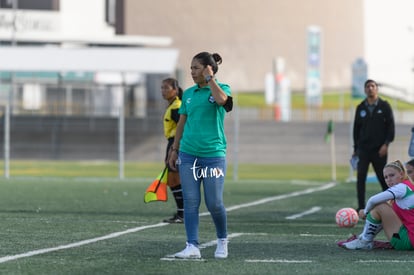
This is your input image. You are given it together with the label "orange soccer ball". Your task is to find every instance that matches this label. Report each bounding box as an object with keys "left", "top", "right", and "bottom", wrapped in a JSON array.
[{"left": 335, "top": 208, "right": 359, "bottom": 228}]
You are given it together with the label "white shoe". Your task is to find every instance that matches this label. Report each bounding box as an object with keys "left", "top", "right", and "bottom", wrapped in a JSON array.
[
  {"left": 342, "top": 236, "right": 373, "bottom": 250},
  {"left": 214, "top": 238, "right": 228, "bottom": 259},
  {"left": 174, "top": 242, "right": 201, "bottom": 259}
]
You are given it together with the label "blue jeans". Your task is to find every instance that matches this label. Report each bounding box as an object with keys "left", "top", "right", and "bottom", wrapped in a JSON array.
[{"left": 177, "top": 151, "right": 227, "bottom": 246}]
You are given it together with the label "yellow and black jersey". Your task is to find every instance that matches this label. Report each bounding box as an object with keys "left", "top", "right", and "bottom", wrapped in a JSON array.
[{"left": 163, "top": 96, "right": 181, "bottom": 139}]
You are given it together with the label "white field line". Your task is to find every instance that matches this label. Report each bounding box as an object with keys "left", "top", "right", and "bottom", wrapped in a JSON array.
[
  {"left": 222, "top": 182, "right": 335, "bottom": 214},
  {"left": 246, "top": 259, "right": 313, "bottom": 263},
  {"left": 285, "top": 206, "right": 322, "bottom": 220},
  {"left": 158, "top": 257, "right": 206, "bottom": 262},
  {"left": 198, "top": 232, "right": 245, "bottom": 249},
  {"left": 160, "top": 232, "right": 254, "bottom": 261},
  {"left": 0, "top": 182, "right": 336, "bottom": 264},
  {"left": 0, "top": 223, "right": 167, "bottom": 264},
  {"left": 357, "top": 260, "right": 414, "bottom": 263},
  {"left": 300, "top": 234, "right": 337, "bottom": 237}
]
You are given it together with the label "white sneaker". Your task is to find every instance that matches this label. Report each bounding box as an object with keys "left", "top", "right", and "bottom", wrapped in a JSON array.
[
  {"left": 342, "top": 236, "right": 373, "bottom": 250},
  {"left": 174, "top": 242, "right": 201, "bottom": 259},
  {"left": 214, "top": 238, "right": 228, "bottom": 259}
]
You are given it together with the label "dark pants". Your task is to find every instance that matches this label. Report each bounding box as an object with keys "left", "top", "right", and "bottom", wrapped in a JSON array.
[{"left": 356, "top": 150, "right": 388, "bottom": 210}]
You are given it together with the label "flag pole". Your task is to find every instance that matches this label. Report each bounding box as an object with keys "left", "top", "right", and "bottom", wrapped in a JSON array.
[{"left": 325, "top": 120, "right": 336, "bottom": 182}]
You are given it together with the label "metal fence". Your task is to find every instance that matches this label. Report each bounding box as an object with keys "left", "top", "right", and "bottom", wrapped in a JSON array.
[{"left": 1, "top": 81, "right": 413, "bottom": 179}]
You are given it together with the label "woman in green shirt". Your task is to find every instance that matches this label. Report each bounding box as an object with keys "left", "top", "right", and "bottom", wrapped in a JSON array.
[{"left": 168, "top": 52, "right": 233, "bottom": 259}]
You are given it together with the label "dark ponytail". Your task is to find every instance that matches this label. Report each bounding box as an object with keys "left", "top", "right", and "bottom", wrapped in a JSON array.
[
  {"left": 193, "top": 52, "right": 222, "bottom": 74},
  {"left": 163, "top": 77, "right": 183, "bottom": 99},
  {"left": 177, "top": 87, "right": 183, "bottom": 100}
]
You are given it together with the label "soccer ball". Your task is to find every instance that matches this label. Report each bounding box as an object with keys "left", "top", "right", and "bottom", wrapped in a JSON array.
[{"left": 335, "top": 208, "right": 359, "bottom": 228}]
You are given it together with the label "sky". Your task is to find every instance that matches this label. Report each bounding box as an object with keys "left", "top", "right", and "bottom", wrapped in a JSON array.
[{"left": 364, "top": 0, "right": 414, "bottom": 101}]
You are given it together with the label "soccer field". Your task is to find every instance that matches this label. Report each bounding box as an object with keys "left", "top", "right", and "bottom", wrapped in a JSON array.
[{"left": 0, "top": 165, "right": 413, "bottom": 274}]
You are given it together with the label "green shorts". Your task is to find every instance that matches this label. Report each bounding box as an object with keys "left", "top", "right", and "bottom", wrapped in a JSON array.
[{"left": 390, "top": 225, "right": 414, "bottom": 250}]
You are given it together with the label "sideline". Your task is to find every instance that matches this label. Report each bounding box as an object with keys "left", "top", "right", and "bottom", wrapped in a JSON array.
[
  {"left": 285, "top": 206, "right": 322, "bottom": 220},
  {"left": 222, "top": 182, "right": 335, "bottom": 214},
  {"left": 159, "top": 232, "right": 261, "bottom": 261},
  {"left": 0, "top": 223, "right": 168, "bottom": 264},
  {"left": 246, "top": 259, "right": 313, "bottom": 263},
  {"left": 0, "top": 182, "right": 336, "bottom": 264}
]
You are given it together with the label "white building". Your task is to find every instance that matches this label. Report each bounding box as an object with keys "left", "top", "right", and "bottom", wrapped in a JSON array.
[
  {"left": 0, "top": 0, "right": 178, "bottom": 117},
  {"left": 364, "top": 0, "right": 414, "bottom": 103}
]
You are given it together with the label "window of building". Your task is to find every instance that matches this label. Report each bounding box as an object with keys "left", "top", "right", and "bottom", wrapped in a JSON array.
[
  {"left": 105, "top": 0, "right": 116, "bottom": 26},
  {"left": 0, "top": 0, "right": 59, "bottom": 11},
  {"left": 105, "top": 0, "right": 124, "bottom": 34}
]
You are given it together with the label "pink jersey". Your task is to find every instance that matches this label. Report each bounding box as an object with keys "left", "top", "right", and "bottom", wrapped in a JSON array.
[{"left": 391, "top": 180, "right": 414, "bottom": 245}]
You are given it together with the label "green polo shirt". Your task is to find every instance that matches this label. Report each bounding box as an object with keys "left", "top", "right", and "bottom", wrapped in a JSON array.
[{"left": 179, "top": 81, "right": 231, "bottom": 157}]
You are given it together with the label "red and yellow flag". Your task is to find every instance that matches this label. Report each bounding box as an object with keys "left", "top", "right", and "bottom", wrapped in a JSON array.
[{"left": 144, "top": 167, "right": 168, "bottom": 203}]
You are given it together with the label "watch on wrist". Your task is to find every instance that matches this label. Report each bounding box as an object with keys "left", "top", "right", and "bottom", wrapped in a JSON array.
[{"left": 205, "top": 75, "right": 213, "bottom": 83}]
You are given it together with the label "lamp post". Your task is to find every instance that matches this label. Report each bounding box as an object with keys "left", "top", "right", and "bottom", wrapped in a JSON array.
[
  {"left": 408, "top": 25, "right": 414, "bottom": 102},
  {"left": 4, "top": 0, "right": 18, "bottom": 179}
]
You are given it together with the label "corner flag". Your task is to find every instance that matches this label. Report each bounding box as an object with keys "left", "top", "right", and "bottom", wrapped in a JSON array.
[
  {"left": 144, "top": 167, "right": 168, "bottom": 203},
  {"left": 324, "top": 119, "right": 336, "bottom": 181}
]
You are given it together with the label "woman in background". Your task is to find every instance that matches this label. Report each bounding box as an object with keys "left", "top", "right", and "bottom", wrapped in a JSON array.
[
  {"left": 341, "top": 160, "right": 414, "bottom": 250},
  {"left": 161, "top": 78, "right": 184, "bottom": 223},
  {"left": 405, "top": 159, "right": 414, "bottom": 180}
]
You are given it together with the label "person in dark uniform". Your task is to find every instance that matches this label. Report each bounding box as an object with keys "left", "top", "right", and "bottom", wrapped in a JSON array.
[
  {"left": 161, "top": 78, "right": 184, "bottom": 223},
  {"left": 352, "top": 79, "right": 395, "bottom": 211}
]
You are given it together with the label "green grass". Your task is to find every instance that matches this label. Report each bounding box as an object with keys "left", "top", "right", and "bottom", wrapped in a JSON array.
[
  {"left": 235, "top": 91, "right": 414, "bottom": 110},
  {"left": 2, "top": 160, "right": 163, "bottom": 179},
  {"left": 0, "top": 161, "right": 412, "bottom": 274},
  {"left": 1, "top": 160, "right": 351, "bottom": 182}
]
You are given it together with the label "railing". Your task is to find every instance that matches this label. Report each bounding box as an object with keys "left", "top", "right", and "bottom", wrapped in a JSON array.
[{"left": 235, "top": 107, "right": 414, "bottom": 124}]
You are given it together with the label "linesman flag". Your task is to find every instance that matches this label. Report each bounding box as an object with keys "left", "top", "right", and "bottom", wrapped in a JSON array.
[
  {"left": 144, "top": 167, "right": 168, "bottom": 203},
  {"left": 324, "top": 120, "right": 334, "bottom": 143}
]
